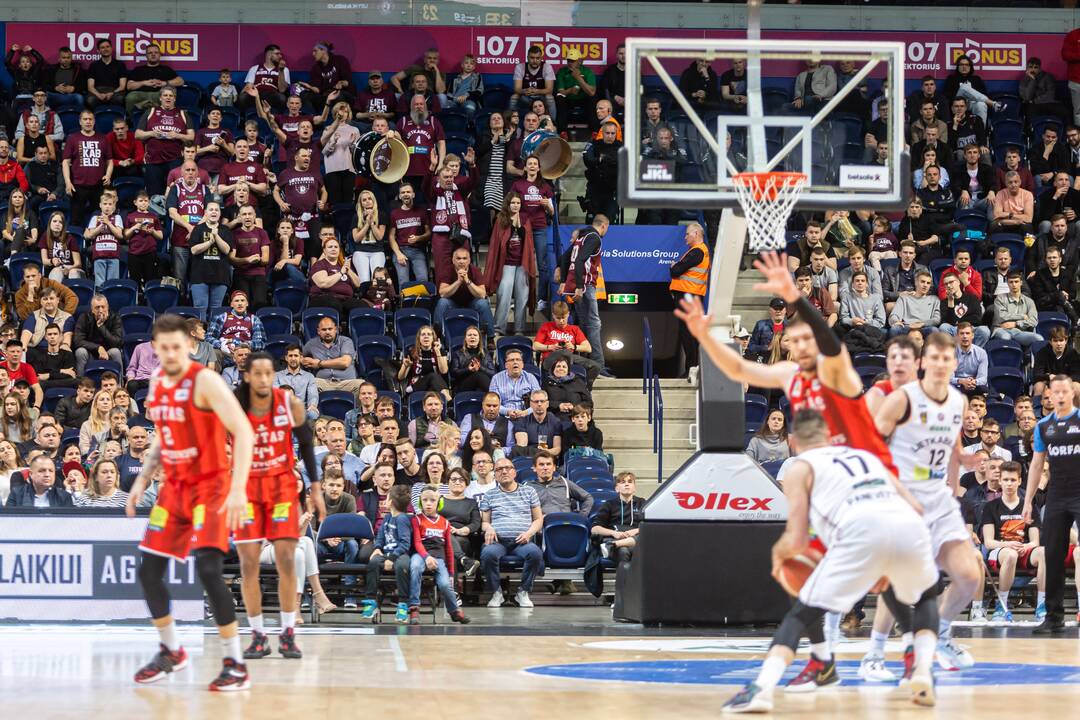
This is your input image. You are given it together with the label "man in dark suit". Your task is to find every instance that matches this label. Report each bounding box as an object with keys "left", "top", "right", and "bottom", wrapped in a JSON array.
[{"left": 5, "top": 455, "right": 72, "bottom": 508}]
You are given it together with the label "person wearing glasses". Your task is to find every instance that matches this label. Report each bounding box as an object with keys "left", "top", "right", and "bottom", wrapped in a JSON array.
[
  {"left": 962, "top": 417, "right": 1013, "bottom": 462},
  {"left": 478, "top": 458, "right": 544, "bottom": 608}
]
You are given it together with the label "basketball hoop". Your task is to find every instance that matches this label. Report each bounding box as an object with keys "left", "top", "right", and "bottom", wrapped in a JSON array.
[{"left": 732, "top": 171, "right": 808, "bottom": 254}]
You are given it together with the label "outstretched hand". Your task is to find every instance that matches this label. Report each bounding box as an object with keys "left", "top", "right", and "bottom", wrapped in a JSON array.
[
  {"left": 674, "top": 295, "right": 711, "bottom": 340},
  {"left": 752, "top": 251, "right": 800, "bottom": 304}
]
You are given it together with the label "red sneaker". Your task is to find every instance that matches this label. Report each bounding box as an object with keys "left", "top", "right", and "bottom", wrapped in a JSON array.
[
  {"left": 134, "top": 644, "right": 188, "bottom": 684},
  {"left": 899, "top": 645, "right": 915, "bottom": 687},
  {"left": 243, "top": 631, "right": 271, "bottom": 660},
  {"left": 208, "top": 658, "right": 250, "bottom": 692},
  {"left": 278, "top": 627, "right": 302, "bottom": 659},
  {"left": 785, "top": 657, "right": 839, "bottom": 694}
]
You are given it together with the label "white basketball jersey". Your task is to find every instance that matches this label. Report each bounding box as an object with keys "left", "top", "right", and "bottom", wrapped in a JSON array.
[
  {"left": 889, "top": 381, "right": 965, "bottom": 503},
  {"left": 799, "top": 445, "right": 905, "bottom": 548}
]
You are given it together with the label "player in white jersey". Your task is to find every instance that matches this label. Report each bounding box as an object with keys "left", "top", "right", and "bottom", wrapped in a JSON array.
[
  {"left": 868, "top": 332, "right": 984, "bottom": 677},
  {"left": 723, "top": 410, "right": 940, "bottom": 714}
]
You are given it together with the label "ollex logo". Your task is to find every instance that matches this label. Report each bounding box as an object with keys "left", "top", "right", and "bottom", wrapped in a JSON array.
[
  {"left": 641, "top": 162, "right": 674, "bottom": 182},
  {"left": 673, "top": 492, "right": 773, "bottom": 511}
]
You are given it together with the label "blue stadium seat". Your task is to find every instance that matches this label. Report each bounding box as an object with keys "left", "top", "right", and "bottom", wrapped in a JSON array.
[
  {"left": 878, "top": 257, "right": 899, "bottom": 276},
  {"left": 542, "top": 513, "right": 591, "bottom": 568},
  {"left": 100, "top": 279, "right": 138, "bottom": 310},
  {"left": 408, "top": 393, "right": 447, "bottom": 422},
  {"left": 988, "top": 366, "right": 1026, "bottom": 400},
  {"left": 399, "top": 281, "right": 437, "bottom": 311},
  {"left": 273, "top": 281, "right": 309, "bottom": 315},
  {"left": 1031, "top": 116, "right": 1064, "bottom": 143},
  {"left": 857, "top": 366, "right": 881, "bottom": 389},
  {"left": 991, "top": 234, "right": 1025, "bottom": 270},
  {"left": 123, "top": 333, "right": 151, "bottom": 366},
  {"left": 110, "top": 175, "right": 146, "bottom": 209},
  {"left": 511, "top": 455, "right": 533, "bottom": 473},
  {"left": 744, "top": 393, "right": 769, "bottom": 426},
  {"left": 143, "top": 281, "right": 180, "bottom": 314},
  {"left": 318, "top": 390, "right": 356, "bottom": 421},
  {"left": 566, "top": 456, "right": 611, "bottom": 482},
  {"left": 955, "top": 210, "right": 988, "bottom": 235},
  {"left": 63, "top": 277, "right": 96, "bottom": 307},
  {"left": 986, "top": 396, "right": 1015, "bottom": 425},
  {"left": 588, "top": 489, "right": 619, "bottom": 520},
  {"left": 9, "top": 252, "right": 42, "bottom": 286},
  {"left": 990, "top": 118, "right": 1024, "bottom": 145},
  {"left": 316, "top": 513, "right": 374, "bottom": 543},
  {"left": 852, "top": 353, "right": 886, "bottom": 369},
  {"left": 354, "top": 335, "right": 395, "bottom": 374},
  {"left": 175, "top": 84, "right": 204, "bottom": 113},
  {"left": 481, "top": 85, "right": 512, "bottom": 111},
  {"left": 255, "top": 306, "right": 293, "bottom": 337},
  {"left": 437, "top": 109, "right": 470, "bottom": 134},
  {"left": 577, "top": 477, "right": 615, "bottom": 494},
  {"left": 517, "top": 468, "right": 538, "bottom": 484},
  {"left": 1037, "top": 311, "right": 1070, "bottom": 339},
  {"left": 348, "top": 307, "right": 386, "bottom": 339},
  {"left": 452, "top": 391, "right": 485, "bottom": 421},
  {"left": 119, "top": 306, "right": 155, "bottom": 334},
  {"left": 985, "top": 339, "right": 1024, "bottom": 369},
  {"left": 265, "top": 334, "right": 301, "bottom": 362},
  {"left": 928, "top": 258, "right": 952, "bottom": 289},
  {"left": 441, "top": 308, "right": 480, "bottom": 345},
  {"left": 302, "top": 307, "right": 340, "bottom": 341},
  {"left": 496, "top": 335, "right": 533, "bottom": 365},
  {"left": 394, "top": 308, "right": 432, "bottom": 346},
  {"left": 84, "top": 360, "right": 122, "bottom": 387},
  {"left": 165, "top": 306, "right": 205, "bottom": 322},
  {"left": 761, "top": 459, "right": 785, "bottom": 478},
  {"left": 93, "top": 106, "right": 125, "bottom": 135},
  {"left": 61, "top": 427, "right": 80, "bottom": 447},
  {"left": 58, "top": 109, "right": 80, "bottom": 135},
  {"left": 43, "top": 386, "right": 74, "bottom": 413}
]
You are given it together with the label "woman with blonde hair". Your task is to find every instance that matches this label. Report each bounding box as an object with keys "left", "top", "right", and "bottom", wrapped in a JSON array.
[
  {"left": 351, "top": 189, "right": 386, "bottom": 283},
  {"left": 78, "top": 390, "right": 113, "bottom": 455},
  {"left": 40, "top": 210, "right": 84, "bottom": 280},
  {"left": 73, "top": 458, "right": 130, "bottom": 508},
  {"left": 434, "top": 421, "right": 463, "bottom": 469},
  {"left": 1, "top": 394, "right": 32, "bottom": 443},
  {"left": 308, "top": 234, "right": 363, "bottom": 314},
  {"left": 321, "top": 99, "right": 361, "bottom": 205},
  {"left": 0, "top": 439, "right": 25, "bottom": 504}
]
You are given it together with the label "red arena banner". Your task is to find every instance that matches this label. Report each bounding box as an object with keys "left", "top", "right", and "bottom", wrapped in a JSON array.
[{"left": 5, "top": 22, "right": 1070, "bottom": 81}]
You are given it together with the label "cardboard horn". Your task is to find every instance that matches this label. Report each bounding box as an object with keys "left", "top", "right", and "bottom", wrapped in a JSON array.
[
  {"left": 521, "top": 129, "right": 572, "bottom": 179},
  {"left": 352, "top": 132, "right": 410, "bottom": 183}
]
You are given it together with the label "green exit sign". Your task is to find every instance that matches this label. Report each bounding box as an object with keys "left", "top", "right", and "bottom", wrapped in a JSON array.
[{"left": 607, "top": 293, "right": 638, "bottom": 305}]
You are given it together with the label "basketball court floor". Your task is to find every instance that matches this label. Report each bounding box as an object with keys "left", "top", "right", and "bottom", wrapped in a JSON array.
[{"left": 3, "top": 608, "right": 1079, "bottom": 718}]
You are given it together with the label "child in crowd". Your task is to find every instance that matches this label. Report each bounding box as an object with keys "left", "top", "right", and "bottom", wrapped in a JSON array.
[
  {"left": 360, "top": 484, "right": 413, "bottom": 623},
  {"left": 212, "top": 69, "right": 238, "bottom": 108},
  {"left": 362, "top": 265, "right": 398, "bottom": 311},
  {"left": 408, "top": 485, "right": 470, "bottom": 625},
  {"left": 243, "top": 119, "right": 271, "bottom": 167},
  {"left": 85, "top": 190, "right": 124, "bottom": 287},
  {"left": 563, "top": 404, "right": 604, "bottom": 452},
  {"left": 447, "top": 54, "right": 484, "bottom": 119},
  {"left": 124, "top": 191, "right": 164, "bottom": 288},
  {"left": 591, "top": 472, "right": 645, "bottom": 562},
  {"left": 867, "top": 215, "right": 898, "bottom": 270}
]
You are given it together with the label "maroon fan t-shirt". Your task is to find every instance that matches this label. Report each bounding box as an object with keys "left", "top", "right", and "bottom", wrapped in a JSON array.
[
  {"left": 142, "top": 107, "right": 188, "bottom": 164},
  {"left": 277, "top": 167, "right": 322, "bottom": 214},
  {"left": 308, "top": 258, "right": 354, "bottom": 298},
  {"left": 274, "top": 113, "right": 313, "bottom": 161},
  {"left": 247, "top": 141, "right": 270, "bottom": 166},
  {"left": 63, "top": 132, "right": 111, "bottom": 187},
  {"left": 87, "top": 213, "right": 123, "bottom": 259},
  {"left": 509, "top": 178, "right": 553, "bottom": 231},
  {"left": 396, "top": 116, "right": 444, "bottom": 177},
  {"left": 283, "top": 136, "right": 322, "bottom": 174},
  {"left": 195, "top": 127, "right": 234, "bottom": 175},
  {"left": 232, "top": 226, "right": 270, "bottom": 277},
  {"left": 220, "top": 160, "right": 267, "bottom": 205},
  {"left": 355, "top": 89, "right": 397, "bottom": 116},
  {"left": 47, "top": 234, "right": 79, "bottom": 266},
  {"left": 390, "top": 207, "right": 427, "bottom": 247},
  {"left": 126, "top": 211, "right": 161, "bottom": 256}
]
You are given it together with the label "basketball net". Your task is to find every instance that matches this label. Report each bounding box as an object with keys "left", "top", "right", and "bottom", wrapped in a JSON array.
[{"left": 731, "top": 171, "right": 808, "bottom": 254}]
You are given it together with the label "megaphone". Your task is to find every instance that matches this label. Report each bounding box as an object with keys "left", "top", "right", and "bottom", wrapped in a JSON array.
[
  {"left": 351, "top": 131, "right": 409, "bottom": 184},
  {"left": 521, "top": 129, "right": 573, "bottom": 180}
]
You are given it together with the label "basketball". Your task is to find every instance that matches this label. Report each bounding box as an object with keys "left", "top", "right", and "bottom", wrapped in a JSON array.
[{"left": 775, "top": 554, "right": 819, "bottom": 597}]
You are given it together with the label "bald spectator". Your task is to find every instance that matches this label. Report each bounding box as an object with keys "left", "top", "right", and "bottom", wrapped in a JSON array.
[{"left": 5, "top": 455, "right": 71, "bottom": 508}]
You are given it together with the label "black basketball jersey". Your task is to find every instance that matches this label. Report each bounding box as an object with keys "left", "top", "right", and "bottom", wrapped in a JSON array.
[{"left": 1033, "top": 409, "right": 1080, "bottom": 500}]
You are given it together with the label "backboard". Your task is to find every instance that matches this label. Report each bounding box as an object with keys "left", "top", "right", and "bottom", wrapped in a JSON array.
[{"left": 619, "top": 37, "right": 909, "bottom": 212}]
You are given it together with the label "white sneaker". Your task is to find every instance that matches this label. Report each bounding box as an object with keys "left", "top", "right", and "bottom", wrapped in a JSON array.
[
  {"left": 487, "top": 590, "right": 504, "bottom": 608},
  {"left": 858, "top": 652, "right": 896, "bottom": 682},
  {"left": 515, "top": 590, "right": 534, "bottom": 608},
  {"left": 909, "top": 672, "right": 936, "bottom": 707},
  {"left": 969, "top": 605, "right": 988, "bottom": 624},
  {"left": 935, "top": 638, "right": 975, "bottom": 670}
]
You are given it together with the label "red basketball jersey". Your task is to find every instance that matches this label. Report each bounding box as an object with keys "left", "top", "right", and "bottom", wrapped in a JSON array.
[
  {"left": 248, "top": 387, "right": 296, "bottom": 478},
  {"left": 872, "top": 378, "right": 895, "bottom": 395},
  {"left": 786, "top": 370, "right": 897, "bottom": 475},
  {"left": 145, "top": 362, "right": 230, "bottom": 485}
]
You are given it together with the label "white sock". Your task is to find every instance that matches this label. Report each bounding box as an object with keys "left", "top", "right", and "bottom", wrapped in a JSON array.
[
  {"left": 996, "top": 591, "right": 1010, "bottom": 609},
  {"left": 248, "top": 614, "right": 264, "bottom": 633},
  {"left": 755, "top": 656, "right": 788, "bottom": 691},
  {"left": 901, "top": 631, "right": 914, "bottom": 649},
  {"left": 971, "top": 599, "right": 983, "bottom": 610},
  {"left": 1038, "top": 591, "right": 1046, "bottom": 606},
  {"left": 913, "top": 632, "right": 936, "bottom": 676},
  {"left": 810, "top": 642, "right": 831, "bottom": 662},
  {"left": 280, "top": 610, "right": 296, "bottom": 630},
  {"left": 222, "top": 634, "right": 242, "bottom": 662},
  {"left": 870, "top": 630, "right": 888, "bottom": 655},
  {"left": 157, "top": 621, "right": 180, "bottom": 652},
  {"left": 938, "top": 618, "right": 952, "bottom": 640},
  {"left": 825, "top": 611, "right": 841, "bottom": 637}
]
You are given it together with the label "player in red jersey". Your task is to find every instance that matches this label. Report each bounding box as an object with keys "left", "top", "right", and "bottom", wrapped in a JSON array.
[
  {"left": 676, "top": 251, "right": 895, "bottom": 691},
  {"left": 233, "top": 352, "right": 325, "bottom": 660},
  {"left": 125, "top": 314, "right": 256, "bottom": 692},
  {"left": 864, "top": 336, "right": 920, "bottom": 414}
]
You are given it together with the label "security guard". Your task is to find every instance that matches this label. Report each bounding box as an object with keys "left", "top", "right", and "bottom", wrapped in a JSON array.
[
  {"left": 1024, "top": 374, "right": 1080, "bottom": 633},
  {"left": 669, "top": 222, "right": 710, "bottom": 377}
]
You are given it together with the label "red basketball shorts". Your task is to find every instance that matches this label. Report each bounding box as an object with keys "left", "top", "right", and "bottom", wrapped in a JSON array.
[
  {"left": 232, "top": 472, "right": 300, "bottom": 544},
  {"left": 139, "top": 474, "right": 230, "bottom": 561}
]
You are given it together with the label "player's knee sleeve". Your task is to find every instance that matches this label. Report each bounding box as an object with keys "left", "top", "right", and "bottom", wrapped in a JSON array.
[
  {"left": 913, "top": 586, "right": 940, "bottom": 634},
  {"left": 194, "top": 549, "right": 237, "bottom": 627},
  {"left": 771, "top": 601, "right": 826, "bottom": 652},
  {"left": 137, "top": 552, "right": 172, "bottom": 620},
  {"left": 879, "top": 587, "right": 914, "bottom": 634}
]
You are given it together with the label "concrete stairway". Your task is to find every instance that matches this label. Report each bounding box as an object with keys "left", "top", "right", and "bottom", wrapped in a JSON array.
[{"left": 590, "top": 377, "right": 697, "bottom": 498}]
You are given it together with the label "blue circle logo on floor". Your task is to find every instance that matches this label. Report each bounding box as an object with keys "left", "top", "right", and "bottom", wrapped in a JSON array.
[{"left": 526, "top": 660, "right": 1080, "bottom": 687}]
